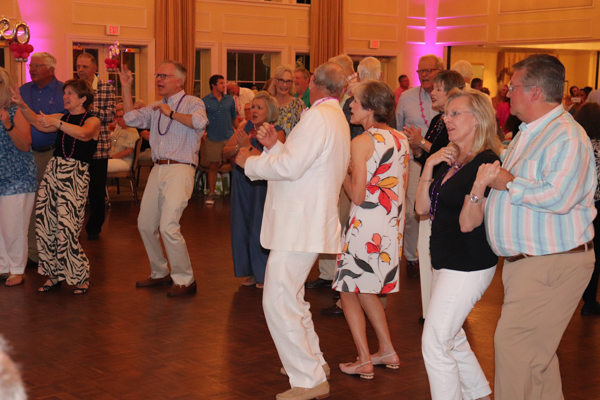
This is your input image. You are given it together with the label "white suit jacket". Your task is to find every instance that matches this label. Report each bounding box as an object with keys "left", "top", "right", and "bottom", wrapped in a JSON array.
[{"left": 244, "top": 99, "right": 351, "bottom": 253}]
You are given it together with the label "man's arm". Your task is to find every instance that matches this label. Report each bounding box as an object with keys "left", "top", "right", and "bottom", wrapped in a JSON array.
[
  {"left": 119, "top": 65, "right": 135, "bottom": 113},
  {"left": 152, "top": 98, "right": 208, "bottom": 132}
]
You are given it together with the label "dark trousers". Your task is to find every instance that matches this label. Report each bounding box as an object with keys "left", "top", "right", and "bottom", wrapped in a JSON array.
[
  {"left": 85, "top": 158, "right": 108, "bottom": 236},
  {"left": 583, "top": 199, "right": 600, "bottom": 304}
]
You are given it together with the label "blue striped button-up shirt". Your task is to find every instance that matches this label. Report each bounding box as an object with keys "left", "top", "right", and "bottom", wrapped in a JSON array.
[
  {"left": 485, "top": 105, "right": 597, "bottom": 257},
  {"left": 124, "top": 90, "right": 207, "bottom": 166}
]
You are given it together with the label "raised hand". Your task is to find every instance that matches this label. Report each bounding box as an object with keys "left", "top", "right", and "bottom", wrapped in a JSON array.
[
  {"left": 9, "top": 86, "right": 25, "bottom": 109},
  {"left": 236, "top": 129, "right": 250, "bottom": 148},
  {"left": 426, "top": 145, "right": 456, "bottom": 168},
  {"left": 256, "top": 123, "right": 278, "bottom": 150},
  {"left": 404, "top": 125, "right": 424, "bottom": 147},
  {"left": 118, "top": 64, "right": 134, "bottom": 89}
]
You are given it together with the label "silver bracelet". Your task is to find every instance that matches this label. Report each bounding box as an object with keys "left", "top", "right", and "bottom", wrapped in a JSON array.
[{"left": 469, "top": 193, "right": 484, "bottom": 203}]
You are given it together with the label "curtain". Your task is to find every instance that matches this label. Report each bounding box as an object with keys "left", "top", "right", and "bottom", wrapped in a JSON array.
[
  {"left": 497, "top": 51, "right": 559, "bottom": 85},
  {"left": 309, "top": 0, "right": 343, "bottom": 71},
  {"left": 155, "top": 0, "right": 196, "bottom": 96}
]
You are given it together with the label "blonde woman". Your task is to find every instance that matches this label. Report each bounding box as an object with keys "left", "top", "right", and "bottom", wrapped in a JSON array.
[
  {"left": 415, "top": 90, "right": 501, "bottom": 400},
  {"left": 268, "top": 64, "right": 305, "bottom": 136}
]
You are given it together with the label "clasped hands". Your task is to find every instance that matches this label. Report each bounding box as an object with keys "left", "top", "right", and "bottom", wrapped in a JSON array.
[
  {"left": 475, "top": 160, "right": 514, "bottom": 191},
  {"left": 236, "top": 122, "right": 277, "bottom": 168}
]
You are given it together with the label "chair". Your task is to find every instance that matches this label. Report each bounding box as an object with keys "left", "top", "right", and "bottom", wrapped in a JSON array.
[
  {"left": 194, "top": 162, "right": 233, "bottom": 198},
  {"left": 105, "top": 138, "right": 142, "bottom": 207}
]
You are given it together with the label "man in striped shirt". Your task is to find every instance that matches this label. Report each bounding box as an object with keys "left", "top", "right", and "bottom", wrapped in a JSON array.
[{"left": 483, "top": 54, "right": 596, "bottom": 400}]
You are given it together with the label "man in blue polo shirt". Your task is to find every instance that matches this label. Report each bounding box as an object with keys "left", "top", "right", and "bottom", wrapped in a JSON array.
[
  {"left": 20, "top": 52, "right": 65, "bottom": 267},
  {"left": 201, "top": 75, "right": 238, "bottom": 205}
]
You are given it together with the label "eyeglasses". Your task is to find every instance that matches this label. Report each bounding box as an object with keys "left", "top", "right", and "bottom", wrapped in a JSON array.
[
  {"left": 154, "top": 73, "right": 175, "bottom": 80},
  {"left": 276, "top": 78, "right": 293, "bottom": 86},
  {"left": 416, "top": 68, "right": 440, "bottom": 75},
  {"left": 508, "top": 84, "right": 537, "bottom": 93},
  {"left": 28, "top": 64, "right": 47, "bottom": 70},
  {"left": 443, "top": 110, "right": 473, "bottom": 119}
]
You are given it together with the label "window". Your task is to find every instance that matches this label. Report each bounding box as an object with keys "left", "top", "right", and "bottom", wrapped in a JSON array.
[
  {"left": 295, "top": 53, "right": 311, "bottom": 71},
  {"left": 73, "top": 44, "right": 139, "bottom": 103},
  {"left": 0, "top": 48, "right": 5, "bottom": 69},
  {"left": 227, "top": 51, "right": 271, "bottom": 90}
]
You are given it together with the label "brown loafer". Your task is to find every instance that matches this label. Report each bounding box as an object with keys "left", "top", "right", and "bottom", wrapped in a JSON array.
[
  {"left": 167, "top": 280, "right": 197, "bottom": 297},
  {"left": 276, "top": 381, "right": 329, "bottom": 400},
  {"left": 135, "top": 275, "right": 173, "bottom": 288}
]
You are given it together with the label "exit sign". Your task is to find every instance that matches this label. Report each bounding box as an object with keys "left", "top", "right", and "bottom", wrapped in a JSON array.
[
  {"left": 369, "top": 40, "right": 380, "bottom": 49},
  {"left": 106, "top": 25, "right": 120, "bottom": 36}
]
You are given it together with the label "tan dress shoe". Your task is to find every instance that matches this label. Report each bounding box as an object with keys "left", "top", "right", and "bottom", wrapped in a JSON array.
[
  {"left": 276, "top": 381, "right": 329, "bottom": 400},
  {"left": 280, "top": 363, "right": 330, "bottom": 379}
]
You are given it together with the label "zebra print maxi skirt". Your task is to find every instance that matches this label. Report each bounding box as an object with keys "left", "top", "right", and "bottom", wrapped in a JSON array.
[{"left": 36, "top": 157, "right": 91, "bottom": 286}]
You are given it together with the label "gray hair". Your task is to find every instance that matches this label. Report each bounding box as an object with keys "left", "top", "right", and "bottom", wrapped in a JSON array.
[
  {"left": 0, "top": 337, "right": 26, "bottom": 400},
  {"left": 513, "top": 54, "right": 564, "bottom": 104},
  {"left": 159, "top": 60, "right": 187, "bottom": 85},
  {"left": 357, "top": 57, "right": 381, "bottom": 82},
  {"left": 31, "top": 52, "right": 57, "bottom": 70},
  {"left": 328, "top": 54, "right": 355, "bottom": 77},
  {"left": 419, "top": 54, "right": 445, "bottom": 70},
  {"left": 313, "top": 62, "right": 346, "bottom": 98},
  {"left": 450, "top": 60, "right": 473, "bottom": 82}
]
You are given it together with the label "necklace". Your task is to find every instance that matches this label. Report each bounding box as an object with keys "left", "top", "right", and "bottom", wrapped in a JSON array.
[
  {"left": 157, "top": 94, "right": 186, "bottom": 136},
  {"left": 426, "top": 114, "right": 445, "bottom": 145},
  {"left": 418, "top": 87, "right": 429, "bottom": 127},
  {"left": 503, "top": 111, "right": 565, "bottom": 172},
  {"left": 429, "top": 149, "right": 472, "bottom": 221},
  {"left": 30, "top": 82, "right": 60, "bottom": 114},
  {"left": 62, "top": 111, "right": 87, "bottom": 160},
  {"left": 310, "top": 97, "right": 338, "bottom": 108}
]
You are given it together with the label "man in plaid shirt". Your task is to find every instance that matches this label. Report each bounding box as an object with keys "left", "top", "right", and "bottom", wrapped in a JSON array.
[{"left": 76, "top": 53, "right": 116, "bottom": 240}]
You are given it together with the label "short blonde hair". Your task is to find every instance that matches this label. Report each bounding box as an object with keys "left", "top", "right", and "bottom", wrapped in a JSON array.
[
  {"left": 253, "top": 91, "right": 279, "bottom": 124},
  {"left": 268, "top": 65, "right": 296, "bottom": 96},
  {"left": 446, "top": 90, "right": 501, "bottom": 156},
  {"left": 0, "top": 68, "right": 14, "bottom": 110}
]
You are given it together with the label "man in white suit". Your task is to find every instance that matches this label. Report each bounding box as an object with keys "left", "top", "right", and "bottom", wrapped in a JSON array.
[{"left": 236, "top": 62, "right": 350, "bottom": 400}]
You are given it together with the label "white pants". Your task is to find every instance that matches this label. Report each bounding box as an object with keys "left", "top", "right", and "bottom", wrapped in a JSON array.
[
  {"left": 422, "top": 267, "right": 496, "bottom": 400},
  {"left": 263, "top": 250, "right": 327, "bottom": 388},
  {"left": 418, "top": 218, "right": 433, "bottom": 318},
  {"left": 107, "top": 158, "right": 131, "bottom": 173},
  {"left": 138, "top": 164, "right": 195, "bottom": 286},
  {"left": 403, "top": 159, "right": 421, "bottom": 261},
  {"left": 318, "top": 190, "right": 351, "bottom": 280},
  {"left": 0, "top": 193, "right": 35, "bottom": 274}
]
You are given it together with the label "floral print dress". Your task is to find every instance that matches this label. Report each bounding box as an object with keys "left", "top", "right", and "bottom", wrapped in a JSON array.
[
  {"left": 333, "top": 127, "right": 409, "bottom": 294},
  {"left": 276, "top": 97, "right": 305, "bottom": 137}
]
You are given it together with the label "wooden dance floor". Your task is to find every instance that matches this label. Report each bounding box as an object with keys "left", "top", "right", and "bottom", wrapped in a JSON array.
[{"left": 1, "top": 194, "right": 599, "bottom": 399}]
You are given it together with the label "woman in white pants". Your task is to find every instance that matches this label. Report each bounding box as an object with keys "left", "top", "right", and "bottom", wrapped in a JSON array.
[
  {"left": 0, "top": 67, "right": 35, "bottom": 287},
  {"left": 415, "top": 90, "right": 501, "bottom": 400}
]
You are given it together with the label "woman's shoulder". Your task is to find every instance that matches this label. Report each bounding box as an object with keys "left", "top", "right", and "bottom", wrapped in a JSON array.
[{"left": 473, "top": 149, "right": 500, "bottom": 165}]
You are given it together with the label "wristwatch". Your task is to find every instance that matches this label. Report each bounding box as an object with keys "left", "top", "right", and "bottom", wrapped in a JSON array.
[
  {"left": 506, "top": 180, "right": 513, "bottom": 191},
  {"left": 420, "top": 138, "right": 426, "bottom": 148},
  {"left": 469, "top": 193, "right": 484, "bottom": 203}
]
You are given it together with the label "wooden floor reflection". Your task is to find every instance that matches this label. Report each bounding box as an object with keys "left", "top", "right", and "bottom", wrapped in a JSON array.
[{"left": 1, "top": 196, "right": 599, "bottom": 400}]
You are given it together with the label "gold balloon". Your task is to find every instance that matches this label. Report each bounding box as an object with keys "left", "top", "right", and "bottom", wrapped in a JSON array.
[
  {"left": 0, "top": 17, "right": 11, "bottom": 41},
  {"left": 13, "top": 21, "right": 30, "bottom": 44}
]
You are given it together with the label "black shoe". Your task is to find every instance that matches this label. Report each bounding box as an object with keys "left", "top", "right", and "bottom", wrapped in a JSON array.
[
  {"left": 406, "top": 260, "right": 420, "bottom": 279},
  {"left": 321, "top": 304, "right": 344, "bottom": 316},
  {"left": 581, "top": 301, "right": 600, "bottom": 316},
  {"left": 88, "top": 233, "right": 100, "bottom": 240},
  {"left": 419, "top": 317, "right": 425, "bottom": 325},
  {"left": 333, "top": 290, "right": 340, "bottom": 300},
  {"left": 305, "top": 278, "right": 333, "bottom": 289}
]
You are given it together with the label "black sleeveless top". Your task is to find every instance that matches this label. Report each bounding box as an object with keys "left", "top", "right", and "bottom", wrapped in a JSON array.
[{"left": 53, "top": 112, "right": 98, "bottom": 164}]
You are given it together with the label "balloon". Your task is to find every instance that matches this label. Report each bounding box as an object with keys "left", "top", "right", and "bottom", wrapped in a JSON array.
[
  {"left": 9, "top": 42, "right": 17, "bottom": 52},
  {"left": 17, "top": 43, "right": 25, "bottom": 52},
  {"left": 12, "top": 21, "right": 30, "bottom": 44},
  {"left": 13, "top": 51, "right": 20, "bottom": 58},
  {"left": 21, "top": 52, "right": 29, "bottom": 59},
  {"left": 26, "top": 44, "right": 34, "bottom": 53}
]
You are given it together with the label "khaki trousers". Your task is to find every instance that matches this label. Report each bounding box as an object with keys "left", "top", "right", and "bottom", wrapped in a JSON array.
[{"left": 494, "top": 250, "right": 594, "bottom": 400}]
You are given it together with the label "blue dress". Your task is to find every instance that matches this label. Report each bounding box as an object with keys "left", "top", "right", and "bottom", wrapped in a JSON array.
[
  {"left": 0, "top": 106, "right": 36, "bottom": 196},
  {"left": 230, "top": 122, "right": 281, "bottom": 283}
]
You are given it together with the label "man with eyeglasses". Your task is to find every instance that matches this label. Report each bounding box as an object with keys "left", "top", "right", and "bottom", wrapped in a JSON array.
[
  {"left": 395, "top": 54, "right": 444, "bottom": 281},
  {"left": 20, "top": 52, "right": 66, "bottom": 268},
  {"left": 76, "top": 53, "right": 116, "bottom": 240},
  {"left": 119, "top": 60, "right": 208, "bottom": 297},
  {"left": 202, "top": 75, "right": 239, "bottom": 205},
  {"left": 482, "top": 54, "right": 596, "bottom": 400}
]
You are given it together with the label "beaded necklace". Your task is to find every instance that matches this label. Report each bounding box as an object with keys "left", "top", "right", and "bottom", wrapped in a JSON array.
[
  {"left": 30, "top": 82, "right": 60, "bottom": 114},
  {"left": 418, "top": 87, "right": 430, "bottom": 127},
  {"left": 62, "top": 111, "right": 87, "bottom": 160},
  {"left": 427, "top": 114, "right": 445, "bottom": 144},
  {"left": 429, "top": 150, "right": 472, "bottom": 221},
  {"left": 157, "top": 95, "right": 186, "bottom": 136}
]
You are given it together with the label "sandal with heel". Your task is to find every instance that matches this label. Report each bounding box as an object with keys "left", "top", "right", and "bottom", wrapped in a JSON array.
[
  {"left": 339, "top": 360, "right": 374, "bottom": 380},
  {"left": 38, "top": 277, "right": 62, "bottom": 293},
  {"left": 73, "top": 283, "right": 90, "bottom": 295},
  {"left": 371, "top": 352, "right": 400, "bottom": 369}
]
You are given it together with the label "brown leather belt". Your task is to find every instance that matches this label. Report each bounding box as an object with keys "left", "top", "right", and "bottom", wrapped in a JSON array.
[
  {"left": 155, "top": 159, "right": 197, "bottom": 169},
  {"left": 504, "top": 240, "right": 594, "bottom": 263}
]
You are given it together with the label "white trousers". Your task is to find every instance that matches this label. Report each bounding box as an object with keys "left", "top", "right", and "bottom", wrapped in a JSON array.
[
  {"left": 0, "top": 193, "right": 35, "bottom": 274},
  {"left": 263, "top": 250, "right": 327, "bottom": 388},
  {"left": 403, "top": 159, "right": 421, "bottom": 261},
  {"left": 137, "top": 164, "right": 195, "bottom": 286},
  {"left": 107, "top": 158, "right": 131, "bottom": 173},
  {"left": 418, "top": 218, "right": 433, "bottom": 318},
  {"left": 422, "top": 267, "right": 496, "bottom": 400}
]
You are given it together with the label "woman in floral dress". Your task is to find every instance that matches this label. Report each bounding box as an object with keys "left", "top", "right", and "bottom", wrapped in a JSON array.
[
  {"left": 332, "top": 80, "right": 409, "bottom": 379},
  {"left": 267, "top": 64, "right": 305, "bottom": 137}
]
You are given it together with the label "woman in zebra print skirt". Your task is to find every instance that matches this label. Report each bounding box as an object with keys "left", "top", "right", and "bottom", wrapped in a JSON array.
[{"left": 12, "top": 79, "right": 100, "bottom": 294}]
